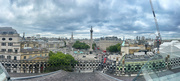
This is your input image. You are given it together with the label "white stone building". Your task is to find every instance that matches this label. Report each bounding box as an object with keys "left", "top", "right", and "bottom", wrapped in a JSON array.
[
  {"left": 0, "top": 27, "right": 21, "bottom": 60},
  {"left": 96, "top": 40, "right": 121, "bottom": 50},
  {"left": 47, "top": 40, "right": 65, "bottom": 50}
]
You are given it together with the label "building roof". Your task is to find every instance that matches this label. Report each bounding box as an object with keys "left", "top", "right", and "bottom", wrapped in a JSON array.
[
  {"left": 21, "top": 41, "right": 38, "bottom": 44},
  {"left": 21, "top": 48, "right": 48, "bottom": 53},
  {"left": 160, "top": 40, "right": 180, "bottom": 54},
  {"left": 129, "top": 47, "right": 140, "bottom": 49},
  {"left": 0, "top": 27, "right": 18, "bottom": 34}
]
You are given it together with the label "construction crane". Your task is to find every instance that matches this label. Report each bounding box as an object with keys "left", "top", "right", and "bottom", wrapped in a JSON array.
[
  {"left": 133, "top": 1, "right": 163, "bottom": 81},
  {"left": 149, "top": 0, "right": 162, "bottom": 53}
]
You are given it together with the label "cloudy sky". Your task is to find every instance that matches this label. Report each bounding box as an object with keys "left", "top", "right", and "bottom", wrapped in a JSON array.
[{"left": 0, "top": 0, "right": 180, "bottom": 39}]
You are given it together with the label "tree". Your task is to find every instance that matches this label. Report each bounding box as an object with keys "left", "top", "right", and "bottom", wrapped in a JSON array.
[
  {"left": 63, "top": 40, "right": 66, "bottom": 47},
  {"left": 49, "top": 51, "right": 55, "bottom": 57},
  {"left": 106, "top": 43, "right": 121, "bottom": 52},
  {"left": 48, "top": 51, "right": 77, "bottom": 72},
  {"left": 72, "top": 41, "right": 90, "bottom": 49},
  {"left": 92, "top": 43, "right": 96, "bottom": 49}
]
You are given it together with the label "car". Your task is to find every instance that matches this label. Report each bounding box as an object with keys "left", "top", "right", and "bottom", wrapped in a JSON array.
[{"left": 83, "top": 56, "right": 86, "bottom": 58}]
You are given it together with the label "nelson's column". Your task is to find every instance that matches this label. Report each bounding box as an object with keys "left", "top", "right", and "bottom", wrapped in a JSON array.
[{"left": 89, "top": 27, "right": 93, "bottom": 54}]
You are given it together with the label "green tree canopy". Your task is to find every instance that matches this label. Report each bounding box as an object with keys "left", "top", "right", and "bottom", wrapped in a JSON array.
[
  {"left": 48, "top": 51, "right": 77, "bottom": 71},
  {"left": 49, "top": 51, "right": 55, "bottom": 57},
  {"left": 106, "top": 43, "right": 121, "bottom": 52},
  {"left": 92, "top": 43, "right": 96, "bottom": 49},
  {"left": 72, "top": 41, "right": 90, "bottom": 49},
  {"left": 64, "top": 40, "right": 66, "bottom": 47}
]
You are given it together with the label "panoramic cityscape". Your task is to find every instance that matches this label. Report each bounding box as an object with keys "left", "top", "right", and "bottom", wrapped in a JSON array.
[{"left": 0, "top": 0, "right": 180, "bottom": 81}]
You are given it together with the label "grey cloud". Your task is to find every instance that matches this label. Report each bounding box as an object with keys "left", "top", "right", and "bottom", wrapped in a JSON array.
[{"left": 0, "top": 0, "right": 179, "bottom": 39}]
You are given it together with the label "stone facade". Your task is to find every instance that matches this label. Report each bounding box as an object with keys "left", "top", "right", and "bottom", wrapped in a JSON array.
[
  {"left": 47, "top": 40, "right": 65, "bottom": 50},
  {"left": 121, "top": 44, "right": 145, "bottom": 55},
  {"left": 96, "top": 40, "right": 121, "bottom": 50},
  {"left": 20, "top": 48, "right": 49, "bottom": 60},
  {"left": 0, "top": 27, "right": 21, "bottom": 53},
  {"left": 20, "top": 41, "right": 39, "bottom": 49},
  {"left": 0, "top": 27, "right": 21, "bottom": 60},
  {"left": 0, "top": 27, "right": 49, "bottom": 61}
]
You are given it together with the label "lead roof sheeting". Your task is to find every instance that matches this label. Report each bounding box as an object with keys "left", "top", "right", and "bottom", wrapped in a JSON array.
[{"left": 0, "top": 27, "right": 17, "bottom": 34}]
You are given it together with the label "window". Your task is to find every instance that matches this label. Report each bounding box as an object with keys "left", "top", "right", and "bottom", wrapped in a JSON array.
[
  {"left": 7, "top": 56, "right": 11, "bottom": 59},
  {"left": 1, "top": 43, "right": 6, "bottom": 46},
  {"left": 1, "top": 49, "right": 6, "bottom": 52},
  {"left": 2, "top": 38, "right": 5, "bottom": 41},
  {"left": 2, "top": 32, "right": 7, "bottom": 34},
  {"left": 0, "top": 55, "right": 3, "bottom": 59},
  {"left": 0, "top": 55, "right": 5, "bottom": 59},
  {"left": 15, "top": 49, "right": 18, "bottom": 53},
  {"left": 9, "top": 38, "right": 12, "bottom": 41},
  {"left": 9, "top": 32, "right": 14, "bottom": 34},
  {"left": 8, "top": 49, "right": 13, "bottom": 52},
  {"left": 24, "top": 56, "right": 26, "bottom": 59},
  {"left": 14, "top": 56, "right": 17, "bottom": 60},
  {"left": 8, "top": 43, "right": 13, "bottom": 46}
]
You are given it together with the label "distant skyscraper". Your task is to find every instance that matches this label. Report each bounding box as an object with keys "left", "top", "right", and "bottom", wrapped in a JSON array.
[
  {"left": 142, "top": 36, "right": 145, "bottom": 40},
  {"left": 139, "top": 37, "right": 140, "bottom": 41},
  {"left": 23, "top": 32, "right": 25, "bottom": 40},
  {"left": 136, "top": 36, "right": 138, "bottom": 40}
]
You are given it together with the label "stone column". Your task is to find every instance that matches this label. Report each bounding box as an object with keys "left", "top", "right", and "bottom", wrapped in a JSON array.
[
  {"left": 33, "top": 64, "right": 35, "bottom": 73},
  {"left": 89, "top": 27, "right": 93, "bottom": 54}
]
